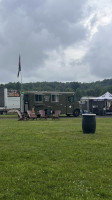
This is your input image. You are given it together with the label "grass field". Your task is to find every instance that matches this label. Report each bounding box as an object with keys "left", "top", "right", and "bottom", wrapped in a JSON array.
[{"left": 0, "top": 117, "right": 112, "bottom": 200}]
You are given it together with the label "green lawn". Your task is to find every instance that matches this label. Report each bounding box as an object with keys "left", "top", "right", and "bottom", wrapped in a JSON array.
[{"left": 0, "top": 117, "right": 112, "bottom": 200}]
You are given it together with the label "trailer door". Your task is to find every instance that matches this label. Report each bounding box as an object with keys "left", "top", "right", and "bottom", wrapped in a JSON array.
[
  {"left": 66, "top": 96, "right": 74, "bottom": 114},
  {"left": 25, "top": 102, "right": 28, "bottom": 112}
]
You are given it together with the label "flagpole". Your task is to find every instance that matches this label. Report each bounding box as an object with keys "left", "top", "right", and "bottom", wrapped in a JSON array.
[
  {"left": 20, "top": 70, "right": 23, "bottom": 113},
  {"left": 17, "top": 54, "right": 23, "bottom": 113}
]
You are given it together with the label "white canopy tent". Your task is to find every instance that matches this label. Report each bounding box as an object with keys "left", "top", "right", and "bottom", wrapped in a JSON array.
[{"left": 95, "top": 92, "right": 112, "bottom": 100}]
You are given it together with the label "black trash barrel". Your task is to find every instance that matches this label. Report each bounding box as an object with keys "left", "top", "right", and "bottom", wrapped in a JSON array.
[{"left": 82, "top": 114, "right": 96, "bottom": 133}]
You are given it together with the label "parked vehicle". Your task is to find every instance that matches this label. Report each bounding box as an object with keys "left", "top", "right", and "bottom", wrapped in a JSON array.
[
  {"left": 0, "top": 88, "right": 20, "bottom": 114},
  {"left": 23, "top": 91, "right": 80, "bottom": 117}
]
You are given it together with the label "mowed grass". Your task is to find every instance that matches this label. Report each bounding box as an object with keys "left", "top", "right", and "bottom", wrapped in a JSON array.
[{"left": 0, "top": 117, "right": 112, "bottom": 200}]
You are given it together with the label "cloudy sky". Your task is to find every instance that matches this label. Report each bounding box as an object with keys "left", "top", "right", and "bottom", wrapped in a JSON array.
[{"left": 0, "top": 0, "right": 112, "bottom": 83}]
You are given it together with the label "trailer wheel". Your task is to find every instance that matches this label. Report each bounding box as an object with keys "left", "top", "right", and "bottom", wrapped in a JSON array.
[{"left": 73, "top": 109, "right": 80, "bottom": 117}]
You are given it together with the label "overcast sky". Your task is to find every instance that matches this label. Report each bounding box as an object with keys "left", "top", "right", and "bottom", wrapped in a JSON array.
[{"left": 0, "top": 0, "right": 112, "bottom": 83}]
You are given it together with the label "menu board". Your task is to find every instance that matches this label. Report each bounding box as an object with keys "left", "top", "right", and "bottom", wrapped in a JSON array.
[
  {"left": 44, "top": 96, "right": 50, "bottom": 102},
  {"left": 8, "top": 90, "right": 20, "bottom": 97}
]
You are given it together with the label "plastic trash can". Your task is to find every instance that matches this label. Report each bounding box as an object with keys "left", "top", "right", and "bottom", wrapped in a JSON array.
[{"left": 82, "top": 114, "right": 96, "bottom": 133}]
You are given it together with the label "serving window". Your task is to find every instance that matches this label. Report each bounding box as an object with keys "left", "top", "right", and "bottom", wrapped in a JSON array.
[
  {"left": 68, "top": 96, "right": 74, "bottom": 103},
  {"left": 51, "top": 95, "right": 59, "bottom": 102},
  {"left": 35, "top": 95, "right": 43, "bottom": 102}
]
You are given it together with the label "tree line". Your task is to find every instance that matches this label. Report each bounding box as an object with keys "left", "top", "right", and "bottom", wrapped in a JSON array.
[{"left": 0, "top": 79, "right": 112, "bottom": 100}]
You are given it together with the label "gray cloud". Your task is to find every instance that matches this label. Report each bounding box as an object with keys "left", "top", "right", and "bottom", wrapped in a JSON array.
[
  {"left": 84, "top": 23, "right": 112, "bottom": 79},
  {"left": 0, "top": 0, "right": 88, "bottom": 83},
  {"left": 0, "top": 0, "right": 112, "bottom": 83}
]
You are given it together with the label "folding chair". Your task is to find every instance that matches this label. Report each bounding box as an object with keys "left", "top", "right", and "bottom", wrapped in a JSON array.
[
  {"left": 39, "top": 110, "right": 47, "bottom": 119},
  {"left": 52, "top": 110, "right": 61, "bottom": 120},
  {"left": 27, "top": 110, "right": 37, "bottom": 120}
]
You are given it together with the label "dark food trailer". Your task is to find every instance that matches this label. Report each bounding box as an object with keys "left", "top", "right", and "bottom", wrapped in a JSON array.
[
  {"left": 23, "top": 91, "right": 80, "bottom": 117},
  {"left": 80, "top": 92, "right": 112, "bottom": 115}
]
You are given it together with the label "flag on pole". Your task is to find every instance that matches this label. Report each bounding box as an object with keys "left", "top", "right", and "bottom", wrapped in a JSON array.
[{"left": 17, "top": 55, "right": 21, "bottom": 77}]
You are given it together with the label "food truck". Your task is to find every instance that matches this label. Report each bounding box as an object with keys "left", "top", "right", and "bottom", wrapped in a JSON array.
[{"left": 23, "top": 91, "right": 80, "bottom": 117}]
